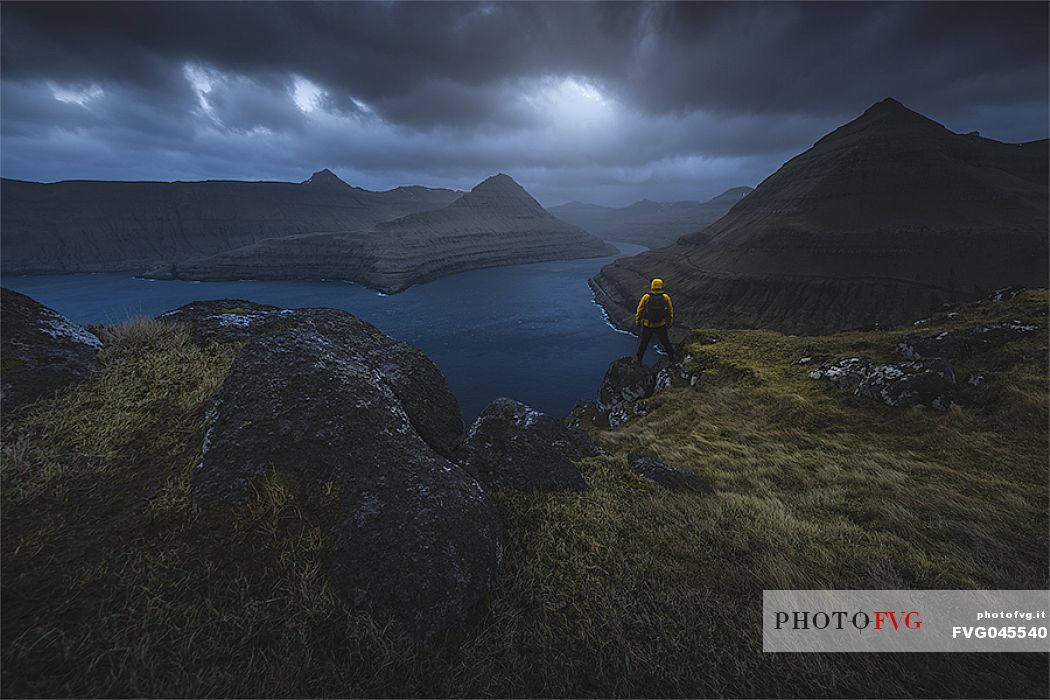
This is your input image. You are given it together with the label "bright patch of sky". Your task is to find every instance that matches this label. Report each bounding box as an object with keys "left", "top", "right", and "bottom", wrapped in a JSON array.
[
  {"left": 47, "top": 82, "right": 104, "bottom": 106},
  {"left": 524, "top": 76, "right": 614, "bottom": 130},
  {"left": 182, "top": 62, "right": 215, "bottom": 116},
  {"left": 292, "top": 76, "right": 324, "bottom": 113}
]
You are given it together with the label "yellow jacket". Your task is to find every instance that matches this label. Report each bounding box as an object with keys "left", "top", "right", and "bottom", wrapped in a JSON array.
[{"left": 636, "top": 292, "right": 674, "bottom": 328}]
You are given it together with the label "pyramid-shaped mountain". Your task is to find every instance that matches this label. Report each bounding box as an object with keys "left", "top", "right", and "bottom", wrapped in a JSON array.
[
  {"left": 301, "top": 168, "right": 353, "bottom": 190},
  {"left": 0, "top": 170, "right": 462, "bottom": 274},
  {"left": 148, "top": 174, "right": 616, "bottom": 293},
  {"left": 592, "top": 98, "right": 1048, "bottom": 334}
]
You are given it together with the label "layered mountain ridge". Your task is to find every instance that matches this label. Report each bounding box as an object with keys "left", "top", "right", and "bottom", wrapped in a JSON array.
[
  {"left": 549, "top": 186, "right": 753, "bottom": 247},
  {"left": 145, "top": 173, "right": 617, "bottom": 293},
  {"left": 0, "top": 170, "right": 462, "bottom": 275},
  {"left": 592, "top": 98, "right": 1049, "bottom": 335}
]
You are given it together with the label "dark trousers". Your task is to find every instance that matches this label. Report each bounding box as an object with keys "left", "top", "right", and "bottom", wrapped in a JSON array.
[{"left": 637, "top": 324, "right": 675, "bottom": 362}]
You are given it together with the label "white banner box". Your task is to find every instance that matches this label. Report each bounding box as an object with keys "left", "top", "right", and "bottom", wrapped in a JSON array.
[{"left": 763, "top": 589, "right": 1049, "bottom": 652}]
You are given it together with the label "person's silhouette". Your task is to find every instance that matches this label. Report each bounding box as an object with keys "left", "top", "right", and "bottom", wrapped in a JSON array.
[{"left": 635, "top": 278, "right": 675, "bottom": 363}]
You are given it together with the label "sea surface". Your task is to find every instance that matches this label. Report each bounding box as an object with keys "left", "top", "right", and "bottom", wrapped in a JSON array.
[{"left": 3, "top": 243, "right": 650, "bottom": 421}]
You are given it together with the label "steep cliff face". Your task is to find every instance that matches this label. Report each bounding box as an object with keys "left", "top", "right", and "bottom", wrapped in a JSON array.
[
  {"left": 591, "top": 99, "right": 1049, "bottom": 335},
  {"left": 549, "top": 186, "right": 753, "bottom": 247},
  {"left": 0, "top": 169, "right": 461, "bottom": 274},
  {"left": 146, "top": 173, "right": 617, "bottom": 293}
]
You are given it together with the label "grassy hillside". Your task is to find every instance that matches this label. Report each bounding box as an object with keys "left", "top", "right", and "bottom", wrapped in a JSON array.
[{"left": 2, "top": 292, "right": 1047, "bottom": 697}]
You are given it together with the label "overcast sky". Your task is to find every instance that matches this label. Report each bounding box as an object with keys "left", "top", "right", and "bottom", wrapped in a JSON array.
[{"left": 2, "top": 1, "right": 1047, "bottom": 206}]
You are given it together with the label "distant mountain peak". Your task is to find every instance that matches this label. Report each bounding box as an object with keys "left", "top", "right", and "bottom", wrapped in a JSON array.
[
  {"left": 454, "top": 173, "right": 546, "bottom": 214},
  {"left": 471, "top": 173, "right": 523, "bottom": 194},
  {"left": 816, "top": 98, "right": 946, "bottom": 148},
  {"left": 302, "top": 168, "right": 351, "bottom": 189},
  {"left": 854, "top": 97, "right": 941, "bottom": 129},
  {"left": 867, "top": 97, "right": 906, "bottom": 112}
]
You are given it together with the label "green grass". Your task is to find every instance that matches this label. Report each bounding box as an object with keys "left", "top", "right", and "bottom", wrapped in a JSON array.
[
  {"left": 2, "top": 295, "right": 1047, "bottom": 697},
  {"left": 1, "top": 358, "right": 26, "bottom": 372}
]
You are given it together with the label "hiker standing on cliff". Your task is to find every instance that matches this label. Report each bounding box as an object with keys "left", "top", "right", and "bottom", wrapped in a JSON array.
[{"left": 635, "top": 278, "right": 676, "bottom": 363}]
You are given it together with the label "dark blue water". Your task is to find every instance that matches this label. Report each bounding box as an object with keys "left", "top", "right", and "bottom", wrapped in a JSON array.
[{"left": 3, "top": 244, "right": 646, "bottom": 421}]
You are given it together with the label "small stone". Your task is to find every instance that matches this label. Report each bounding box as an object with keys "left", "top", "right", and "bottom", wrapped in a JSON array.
[
  {"left": 655, "top": 368, "right": 674, "bottom": 391},
  {"left": 627, "top": 453, "right": 715, "bottom": 494}
]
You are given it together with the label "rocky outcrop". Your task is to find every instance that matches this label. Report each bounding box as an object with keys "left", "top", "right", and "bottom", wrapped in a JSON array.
[
  {"left": 454, "top": 398, "right": 597, "bottom": 492},
  {"left": 1, "top": 288, "right": 102, "bottom": 412},
  {"left": 584, "top": 354, "right": 703, "bottom": 428},
  {"left": 192, "top": 310, "right": 501, "bottom": 643},
  {"left": 0, "top": 169, "right": 461, "bottom": 275},
  {"left": 627, "top": 453, "right": 715, "bottom": 494},
  {"left": 986, "top": 286, "right": 1029, "bottom": 303},
  {"left": 597, "top": 357, "right": 656, "bottom": 412},
  {"left": 144, "top": 174, "right": 617, "bottom": 293},
  {"left": 158, "top": 300, "right": 464, "bottom": 457},
  {"left": 548, "top": 186, "right": 753, "bottom": 247},
  {"left": 896, "top": 321, "right": 1040, "bottom": 361},
  {"left": 811, "top": 318, "right": 1042, "bottom": 409},
  {"left": 596, "top": 357, "right": 658, "bottom": 428},
  {"left": 592, "top": 98, "right": 1049, "bottom": 335},
  {"left": 809, "top": 357, "right": 958, "bottom": 409}
]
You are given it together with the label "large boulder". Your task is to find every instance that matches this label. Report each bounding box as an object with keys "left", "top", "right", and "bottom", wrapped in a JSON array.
[
  {"left": 156, "top": 299, "right": 283, "bottom": 344},
  {"left": 454, "top": 398, "right": 597, "bottom": 492},
  {"left": 192, "top": 319, "right": 502, "bottom": 643},
  {"left": 159, "top": 300, "right": 463, "bottom": 458},
  {"left": 1, "top": 288, "right": 102, "bottom": 413},
  {"left": 627, "top": 453, "right": 716, "bottom": 494}
]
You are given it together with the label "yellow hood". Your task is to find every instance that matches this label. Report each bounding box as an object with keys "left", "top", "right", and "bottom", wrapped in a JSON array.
[{"left": 650, "top": 278, "right": 664, "bottom": 293}]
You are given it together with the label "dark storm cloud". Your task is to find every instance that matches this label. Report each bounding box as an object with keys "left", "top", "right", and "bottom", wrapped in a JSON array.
[
  {"left": 627, "top": 1, "right": 1049, "bottom": 115},
  {"left": 1, "top": 1, "right": 1046, "bottom": 205}
]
